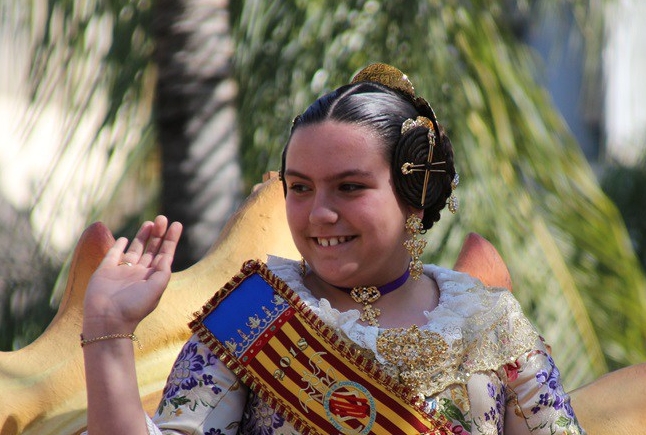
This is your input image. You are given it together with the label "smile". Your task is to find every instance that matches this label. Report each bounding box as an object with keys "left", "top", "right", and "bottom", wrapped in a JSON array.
[{"left": 316, "top": 236, "right": 355, "bottom": 247}]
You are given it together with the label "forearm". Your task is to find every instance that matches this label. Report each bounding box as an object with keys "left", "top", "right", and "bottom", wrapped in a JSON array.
[
  {"left": 80, "top": 216, "right": 181, "bottom": 434},
  {"left": 83, "top": 329, "right": 148, "bottom": 435}
]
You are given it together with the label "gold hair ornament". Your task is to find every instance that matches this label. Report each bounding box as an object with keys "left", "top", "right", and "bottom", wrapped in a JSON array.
[
  {"left": 351, "top": 63, "right": 416, "bottom": 98},
  {"left": 351, "top": 63, "right": 459, "bottom": 212},
  {"left": 350, "top": 63, "right": 439, "bottom": 128},
  {"left": 400, "top": 116, "right": 447, "bottom": 207}
]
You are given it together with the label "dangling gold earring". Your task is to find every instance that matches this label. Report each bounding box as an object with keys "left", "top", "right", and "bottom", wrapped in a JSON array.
[
  {"left": 300, "top": 257, "right": 307, "bottom": 277},
  {"left": 404, "top": 214, "right": 427, "bottom": 280}
]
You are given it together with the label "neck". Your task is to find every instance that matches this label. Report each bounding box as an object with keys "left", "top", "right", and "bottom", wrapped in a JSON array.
[{"left": 334, "top": 268, "right": 411, "bottom": 296}]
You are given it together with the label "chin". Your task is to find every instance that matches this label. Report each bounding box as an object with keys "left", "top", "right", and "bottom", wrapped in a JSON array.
[{"left": 317, "top": 264, "right": 361, "bottom": 286}]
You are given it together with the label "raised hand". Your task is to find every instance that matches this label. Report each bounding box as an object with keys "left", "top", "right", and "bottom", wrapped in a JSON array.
[{"left": 83, "top": 215, "right": 183, "bottom": 335}]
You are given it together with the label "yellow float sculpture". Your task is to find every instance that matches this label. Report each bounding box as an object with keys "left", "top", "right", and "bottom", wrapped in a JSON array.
[{"left": 0, "top": 177, "right": 644, "bottom": 435}]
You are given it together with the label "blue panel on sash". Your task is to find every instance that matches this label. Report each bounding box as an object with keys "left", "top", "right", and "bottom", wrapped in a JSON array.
[
  {"left": 202, "top": 274, "right": 283, "bottom": 357},
  {"left": 202, "top": 274, "right": 270, "bottom": 342}
]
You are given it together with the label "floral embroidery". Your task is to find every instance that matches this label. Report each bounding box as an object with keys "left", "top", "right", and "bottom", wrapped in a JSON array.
[
  {"left": 439, "top": 397, "right": 471, "bottom": 434},
  {"left": 204, "top": 429, "right": 223, "bottom": 435},
  {"left": 240, "top": 392, "right": 286, "bottom": 434},
  {"left": 485, "top": 381, "right": 505, "bottom": 433},
  {"left": 529, "top": 355, "right": 578, "bottom": 431},
  {"left": 157, "top": 340, "right": 223, "bottom": 415},
  {"left": 450, "top": 385, "right": 470, "bottom": 413}
]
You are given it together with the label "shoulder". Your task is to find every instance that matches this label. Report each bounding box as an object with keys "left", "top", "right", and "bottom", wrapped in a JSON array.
[
  {"left": 266, "top": 255, "right": 302, "bottom": 279},
  {"left": 265, "top": 256, "right": 310, "bottom": 295},
  {"left": 424, "top": 264, "right": 518, "bottom": 314},
  {"left": 424, "top": 263, "right": 535, "bottom": 340},
  {"left": 424, "top": 265, "right": 541, "bottom": 374}
]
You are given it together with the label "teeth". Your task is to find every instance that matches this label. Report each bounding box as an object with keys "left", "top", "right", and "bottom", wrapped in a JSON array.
[{"left": 317, "top": 236, "right": 348, "bottom": 246}]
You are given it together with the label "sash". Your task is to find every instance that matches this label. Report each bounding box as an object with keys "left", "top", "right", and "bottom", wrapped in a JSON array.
[{"left": 189, "top": 260, "right": 455, "bottom": 435}]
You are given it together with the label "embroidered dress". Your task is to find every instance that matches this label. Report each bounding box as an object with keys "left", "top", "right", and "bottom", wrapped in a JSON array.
[{"left": 147, "top": 257, "right": 584, "bottom": 435}]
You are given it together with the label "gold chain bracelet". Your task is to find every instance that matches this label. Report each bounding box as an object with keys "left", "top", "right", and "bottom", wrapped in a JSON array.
[{"left": 80, "top": 333, "right": 142, "bottom": 350}]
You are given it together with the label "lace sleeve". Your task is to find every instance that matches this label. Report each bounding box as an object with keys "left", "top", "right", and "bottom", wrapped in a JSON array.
[{"left": 503, "top": 338, "right": 586, "bottom": 434}]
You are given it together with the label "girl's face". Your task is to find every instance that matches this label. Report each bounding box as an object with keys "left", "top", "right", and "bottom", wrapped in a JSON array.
[{"left": 283, "top": 120, "right": 417, "bottom": 288}]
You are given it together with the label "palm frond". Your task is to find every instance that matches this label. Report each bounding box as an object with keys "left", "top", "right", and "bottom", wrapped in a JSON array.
[
  {"left": 21, "top": 0, "right": 157, "bottom": 291},
  {"left": 232, "top": 0, "right": 646, "bottom": 390},
  {"left": 0, "top": 0, "right": 157, "bottom": 349}
]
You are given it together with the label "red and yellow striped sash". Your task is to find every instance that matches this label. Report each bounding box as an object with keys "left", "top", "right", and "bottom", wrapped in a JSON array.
[{"left": 190, "top": 260, "right": 455, "bottom": 435}]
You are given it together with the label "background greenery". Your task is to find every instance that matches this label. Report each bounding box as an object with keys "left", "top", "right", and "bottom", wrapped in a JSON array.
[{"left": 2, "top": 0, "right": 645, "bottom": 392}]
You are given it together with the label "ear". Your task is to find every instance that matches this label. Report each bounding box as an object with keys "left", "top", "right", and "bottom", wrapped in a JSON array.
[
  {"left": 402, "top": 207, "right": 424, "bottom": 232},
  {"left": 405, "top": 206, "right": 424, "bottom": 220}
]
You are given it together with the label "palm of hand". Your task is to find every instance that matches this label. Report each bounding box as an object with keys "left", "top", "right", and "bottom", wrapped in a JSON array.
[{"left": 83, "top": 216, "right": 183, "bottom": 332}]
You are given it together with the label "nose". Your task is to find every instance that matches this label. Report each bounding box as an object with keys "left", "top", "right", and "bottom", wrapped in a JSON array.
[{"left": 309, "top": 191, "right": 338, "bottom": 225}]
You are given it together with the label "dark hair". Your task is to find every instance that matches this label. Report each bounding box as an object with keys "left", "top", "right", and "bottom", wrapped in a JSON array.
[{"left": 280, "top": 81, "right": 456, "bottom": 230}]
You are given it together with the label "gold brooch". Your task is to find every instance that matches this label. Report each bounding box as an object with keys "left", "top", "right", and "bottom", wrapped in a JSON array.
[{"left": 350, "top": 286, "right": 382, "bottom": 326}]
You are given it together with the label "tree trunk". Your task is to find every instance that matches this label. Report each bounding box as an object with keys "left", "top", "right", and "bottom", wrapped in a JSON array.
[{"left": 153, "top": 0, "right": 241, "bottom": 271}]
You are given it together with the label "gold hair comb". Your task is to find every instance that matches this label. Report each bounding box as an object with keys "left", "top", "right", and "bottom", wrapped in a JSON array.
[{"left": 351, "top": 63, "right": 416, "bottom": 99}]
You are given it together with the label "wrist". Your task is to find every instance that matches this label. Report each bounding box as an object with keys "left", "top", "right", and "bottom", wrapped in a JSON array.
[
  {"left": 80, "top": 332, "right": 142, "bottom": 350},
  {"left": 82, "top": 315, "right": 138, "bottom": 338}
]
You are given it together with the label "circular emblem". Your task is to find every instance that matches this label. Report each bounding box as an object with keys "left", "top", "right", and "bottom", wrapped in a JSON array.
[{"left": 323, "top": 380, "right": 376, "bottom": 434}]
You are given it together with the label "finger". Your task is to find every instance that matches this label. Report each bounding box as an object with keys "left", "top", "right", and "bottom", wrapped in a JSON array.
[
  {"left": 147, "top": 262, "right": 173, "bottom": 290},
  {"left": 99, "top": 237, "right": 129, "bottom": 268},
  {"left": 150, "top": 221, "right": 183, "bottom": 270},
  {"left": 139, "top": 216, "right": 170, "bottom": 267},
  {"left": 123, "top": 221, "right": 154, "bottom": 263}
]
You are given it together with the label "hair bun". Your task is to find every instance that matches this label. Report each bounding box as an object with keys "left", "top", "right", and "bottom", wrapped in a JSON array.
[
  {"left": 392, "top": 125, "right": 439, "bottom": 209},
  {"left": 392, "top": 122, "right": 455, "bottom": 229}
]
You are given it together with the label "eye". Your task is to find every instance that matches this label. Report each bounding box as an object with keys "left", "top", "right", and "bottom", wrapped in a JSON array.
[
  {"left": 340, "top": 183, "right": 364, "bottom": 192},
  {"left": 288, "top": 183, "right": 311, "bottom": 194}
]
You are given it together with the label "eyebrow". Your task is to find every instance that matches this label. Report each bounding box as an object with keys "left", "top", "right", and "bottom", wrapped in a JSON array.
[{"left": 284, "top": 168, "right": 374, "bottom": 182}]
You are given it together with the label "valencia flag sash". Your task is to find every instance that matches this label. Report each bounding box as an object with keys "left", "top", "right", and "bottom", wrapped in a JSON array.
[{"left": 189, "top": 260, "right": 454, "bottom": 435}]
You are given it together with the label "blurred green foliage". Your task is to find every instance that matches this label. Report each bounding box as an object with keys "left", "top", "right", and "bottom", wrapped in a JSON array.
[{"left": 4, "top": 0, "right": 646, "bottom": 394}]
